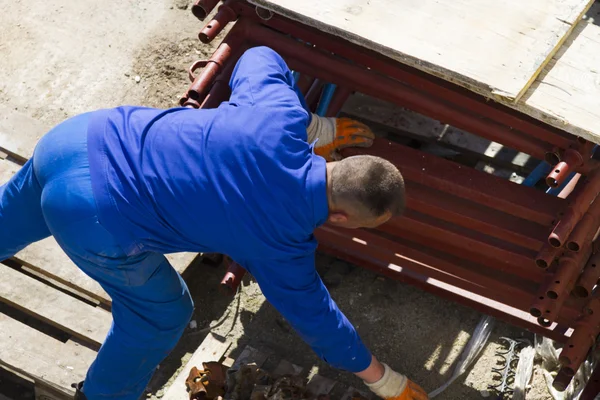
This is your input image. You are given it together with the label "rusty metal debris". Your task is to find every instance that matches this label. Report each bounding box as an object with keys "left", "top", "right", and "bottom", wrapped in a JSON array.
[
  {"left": 186, "top": 362, "right": 228, "bottom": 400},
  {"left": 224, "top": 363, "right": 330, "bottom": 400}
]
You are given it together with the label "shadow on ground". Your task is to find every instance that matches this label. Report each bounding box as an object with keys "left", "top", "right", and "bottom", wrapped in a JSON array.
[{"left": 150, "top": 253, "right": 529, "bottom": 400}]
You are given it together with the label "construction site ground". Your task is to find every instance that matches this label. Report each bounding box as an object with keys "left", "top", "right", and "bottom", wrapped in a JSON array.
[{"left": 0, "top": 0, "right": 558, "bottom": 399}]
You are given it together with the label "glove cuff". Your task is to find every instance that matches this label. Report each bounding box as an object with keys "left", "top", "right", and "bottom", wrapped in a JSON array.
[
  {"left": 365, "top": 363, "right": 408, "bottom": 398},
  {"left": 307, "top": 113, "right": 336, "bottom": 147}
]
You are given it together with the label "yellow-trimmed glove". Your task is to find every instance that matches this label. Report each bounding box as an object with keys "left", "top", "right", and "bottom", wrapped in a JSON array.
[
  {"left": 365, "top": 364, "right": 428, "bottom": 400},
  {"left": 307, "top": 114, "right": 375, "bottom": 161}
]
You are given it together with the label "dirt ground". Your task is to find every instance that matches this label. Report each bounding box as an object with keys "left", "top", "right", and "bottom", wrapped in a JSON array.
[{"left": 0, "top": 0, "right": 557, "bottom": 399}]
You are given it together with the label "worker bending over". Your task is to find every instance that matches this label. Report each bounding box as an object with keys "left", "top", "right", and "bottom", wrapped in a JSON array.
[{"left": 0, "top": 47, "right": 427, "bottom": 400}]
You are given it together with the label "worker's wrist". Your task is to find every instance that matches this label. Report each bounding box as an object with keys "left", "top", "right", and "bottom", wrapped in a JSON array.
[
  {"left": 364, "top": 363, "right": 408, "bottom": 398},
  {"left": 307, "top": 113, "right": 336, "bottom": 145},
  {"left": 354, "top": 355, "right": 385, "bottom": 384}
]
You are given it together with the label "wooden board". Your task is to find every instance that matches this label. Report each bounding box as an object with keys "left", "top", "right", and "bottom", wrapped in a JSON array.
[
  {"left": 0, "top": 263, "right": 112, "bottom": 347},
  {"left": 13, "top": 238, "right": 197, "bottom": 306},
  {"left": 515, "top": 3, "right": 600, "bottom": 145},
  {"left": 0, "top": 314, "right": 97, "bottom": 398},
  {"left": 249, "top": 0, "right": 593, "bottom": 101},
  {"left": 162, "top": 333, "right": 231, "bottom": 400}
]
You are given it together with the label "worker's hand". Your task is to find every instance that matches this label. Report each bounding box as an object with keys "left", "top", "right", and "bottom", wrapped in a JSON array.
[
  {"left": 365, "top": 363, "right": 428, "bottom": 400},
  {"left": 307, "top": 114, "right": 375, "bottom": 161}
]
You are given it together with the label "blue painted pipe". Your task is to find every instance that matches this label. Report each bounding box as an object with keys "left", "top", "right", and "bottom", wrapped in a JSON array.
[
  {"left": 522, "top": 161, "right": 552, "bottom": 187},
  {"left": 316, "top": 83, "right": 337, "bottom": 116}
]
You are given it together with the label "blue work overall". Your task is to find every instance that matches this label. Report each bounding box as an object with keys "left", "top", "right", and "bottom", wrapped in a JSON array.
[{"left": 0, "top": 47, "right": 370, "bottom": 400}]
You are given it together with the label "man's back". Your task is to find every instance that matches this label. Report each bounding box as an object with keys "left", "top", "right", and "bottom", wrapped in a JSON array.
[{"left": 86, "top": 50, "right": 327, "bottom": 261}]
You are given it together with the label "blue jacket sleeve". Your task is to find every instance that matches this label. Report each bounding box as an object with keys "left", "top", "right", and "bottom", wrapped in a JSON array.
[
  {"left": 242, "top": 254, "right": 372, "bottom": 372},
  {"left": 229, "top": 46, "right": 311, "bottom": 119}
]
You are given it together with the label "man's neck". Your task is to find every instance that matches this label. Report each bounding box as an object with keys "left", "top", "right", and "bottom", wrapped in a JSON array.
[{"left": 325, "top": 161, "right": 337, "bottom": 213}]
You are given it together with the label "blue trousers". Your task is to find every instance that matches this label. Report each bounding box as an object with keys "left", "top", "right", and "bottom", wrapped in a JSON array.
[{"left": 0, "top": 113, "right": 194, "bottom": 400}]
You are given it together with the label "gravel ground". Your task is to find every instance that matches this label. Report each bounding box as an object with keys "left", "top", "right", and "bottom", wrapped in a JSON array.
[{"left": 0, "top": 1, "right": 556, "bottom": 399}]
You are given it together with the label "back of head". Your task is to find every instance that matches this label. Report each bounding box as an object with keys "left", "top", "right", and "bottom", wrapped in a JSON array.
[{"left": 329, "top": 155, "right": 405, "bottom": 227}]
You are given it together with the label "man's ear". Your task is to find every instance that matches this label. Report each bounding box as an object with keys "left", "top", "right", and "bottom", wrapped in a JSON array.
[{"left": 328, "top": 212, "right": 348, "bottom": 225}]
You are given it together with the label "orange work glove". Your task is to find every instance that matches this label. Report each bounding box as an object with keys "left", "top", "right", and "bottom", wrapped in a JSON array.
[
  {"left": 365, "top": 364, "right": 428, "bottom": 400},
  {"left": 306, "top": 114, "right": 375, "bottom": 161}
]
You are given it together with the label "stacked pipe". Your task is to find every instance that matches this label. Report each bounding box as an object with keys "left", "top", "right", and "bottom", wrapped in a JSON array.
[{"left": 182, "top": 2, "right": 600, "bottom": 395}]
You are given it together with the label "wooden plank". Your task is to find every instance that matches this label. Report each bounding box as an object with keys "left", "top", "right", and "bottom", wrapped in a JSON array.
[
  {"left": 250, "top": 0, "right": 593, "bottom": 101},
  {"left": 0, "top": 263, "right": 112, "bottom": 347},
  {"left": 14, "top": 239, "right": 113, "bottom": 306},
  {"left": 162, "top": 333, "right": 231, "bottom": 400},
  {"left": 14, "top": 240, "right": 198, "bottom": 306},
  {"left": 0, "top": 106, "right": 48, "bottom": 161},
  {"left": 15, "top": 242, "right": 196, "bottom": 306},
  {"left": 516, "top": 3, "right": 600, "bottom": 145},
  {"left": 0, "top": 314, "right": 97, "bottom": 398}
]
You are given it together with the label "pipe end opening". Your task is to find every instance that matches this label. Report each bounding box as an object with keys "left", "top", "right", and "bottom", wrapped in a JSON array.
[
  {"left": 549, "top": 237, "right": 562, "bottom": 248},
  {"left": 536, "top": 259, "right": 549, "bottom": 268}
]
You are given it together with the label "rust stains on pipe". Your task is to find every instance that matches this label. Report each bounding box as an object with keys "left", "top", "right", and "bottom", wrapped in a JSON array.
[
  {"left": 574, "top": 250, "right": 600, "bottom": 298},
  {"left": 546, "top": 149, "right": 584, "bottom": 188},
  {"left": 180, "top": 22, "right": 245, "bottom": 106},
  {"left": 220, "top": 260, "right": 246, "bottom": 295},
  {"left": 545, "top": 246, "right": 591, "bottom": 300},
  {"left": 535, "top": 244, "right": 564, "bottom": 269},
  {"left": 566, "top": 197, "right": 600, "bottom": 252},
  {"left": 549, "top": 169, "right": 600, "bottom": 248},
  {"left": 191, "top": 0, "right": 220, "bottom": 21},
  {"left": 557, "top": 297, "right": 600, "bottom": 368},
  {"left": 199, "top": 2, "right": 238, "bottom": 44}
]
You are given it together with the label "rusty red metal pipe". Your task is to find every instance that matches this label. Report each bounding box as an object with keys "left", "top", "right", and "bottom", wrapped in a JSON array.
[
  {"left": 549, "top": 169, "right": 600, "bottom": 248},
  {"left": 535, "top": 244, "right": 563, "bottom": 269},
  {"left": 180, "top": 22, "right": 245, "bottom": 107},
  {"left": 546, "top": 149, "right": 585, "bottom": 188},
  {"left": 566, "top": 197, "right": 600, "bottom": 252},
  {"left": 220, "top": 260, "right": 246, "bottom": 295},
  {"left": 381, "top": 211, "right": 543, "bottom": 282},
  {"left": 546, "top": 247, "right": 591, "bottom": 300},
  {"left": 556, "top": 298, "right": 600, "bottom": 376},
  {"left": 574, "top": 251, "right": 600, "bottom": 298},
  {"left": 191, "top": 0, "right": 220, "bottom": 20},
  {"left": 199, "top": 2, "right": 239, "bottom": 44}
]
